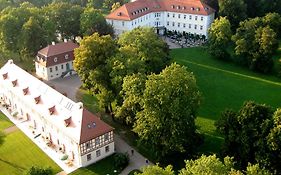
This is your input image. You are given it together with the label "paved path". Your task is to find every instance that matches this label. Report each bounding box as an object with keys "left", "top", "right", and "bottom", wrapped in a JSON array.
[
  {"left": 48, "top": 76, "right": 153, "bottom": 174},
  {"left": 3, "top": 125, "right": 18, "bottom": 134}
]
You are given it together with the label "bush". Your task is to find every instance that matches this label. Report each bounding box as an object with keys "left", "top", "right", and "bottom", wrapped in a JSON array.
[{"left": 113, "top": 152, "right": 129, "bottom": 171}]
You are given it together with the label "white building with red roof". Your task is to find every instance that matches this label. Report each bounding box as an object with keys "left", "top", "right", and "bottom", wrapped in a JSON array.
[
  {"left": 106, "top": 0, "right": 215, "bottom": 36},
  {"left": 35, "top": 41, "right": 79, "bottom": 80},
  {"left": 0, "top": 60, "right": 115, "bottom": 170}
]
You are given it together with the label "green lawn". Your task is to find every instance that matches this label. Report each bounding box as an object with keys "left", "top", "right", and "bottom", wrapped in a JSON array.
[
  {"left": 0, "top": 113, "right": 13, "bottom": 131},
  {"left": 70, "top": 154, "right": 120, "bottom": 175},
  {"left": 171, "top": 47, "right": 281, "bottom": 153},
  {"left": 0, "top": 115, "right": 61, "bottom": 175}
]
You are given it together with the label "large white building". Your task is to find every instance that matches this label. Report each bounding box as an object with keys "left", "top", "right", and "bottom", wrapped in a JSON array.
[
  {"left": 0, "top": 60, "right": 114, "bottom": 168},
  {"left": 35, "top": 41, "right": 79, "bottom": 81},
  {"left": 106, "top": 0, "right": 215, "bottom": 36}
]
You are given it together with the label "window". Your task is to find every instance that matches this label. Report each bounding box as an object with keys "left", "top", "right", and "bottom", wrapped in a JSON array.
[
  {"left": 96, "top": 150, "right": 101, "bottom": 157},
  {"left": 178, "top": 23, "right": 180, "bottom": 27},
  {"left": 55, "top": 66, "right": 58, "bottom": 71},
  {"left": 183, "top": 23, "right": 186, "bottom": 28},
  {"left": 104, "top": 133, "right": 109, "bottom": 141},
  {"left": 189, "top": 24, "right": 191, "bottom": 28},
  {"left": 195, "top": 25, "right": 197, "bottom": 29},
  {"left": 189, "top": 15, "right": 192, "bottom": 20},
  {"left": 167, "top": 21, "right": 169, "bottom": 26},
  {"left": 61, "top": 65, "right": 64, "bottom": 69},
  {"left": 167, "top": 13, "right": 169, "bottom": 17},
  {"left": 65, "top": 54, "right": 69, "bottom": 59},
  {"left": 87, "top": 154, "right": 91, "bottom": 161},
  {"left": 172, "top": 22, "right": 175, "bottom": 26},
  {"left": 200, "top": 26, "right": 203, "bottom": 30},
  {"left": 95, "top": 138, "right": 100, "bottom": 145},
  {"left": 105, "top": 146, "right": 110, "bottom": 153},
  {"left": 178, "top": 14, "right": 180, "bottom": 18},
  {"left": 184, "top": 15, "right": 186, "bottom": 19},
  {"left": 86, "top": 142, "right": 90, "bottom": 149},
  {"left": 201, "top": 16, "right": 204, "bottom": 21},
  {"left": 54, "top": 57, "right": 57, "bottom": 62},
  {"left": 195, "top": 16, "right": 198, "bottom": 20},
  {"left": 122, "top": 21, "right": 124, "bottom": 26},
  {"left": 172, "top": 13, "right": 175, "bottom": 18},
  {"left": 50, "top": 68, "right": 52, "bottom": 73}
]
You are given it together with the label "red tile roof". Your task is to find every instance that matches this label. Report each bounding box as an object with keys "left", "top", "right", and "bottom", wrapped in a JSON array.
[
  {"left": 80, "top": 109, "right": 114, "bottom": 144},
  {"left": 106, "top": 0, "right": 215, "bottom": 21}
]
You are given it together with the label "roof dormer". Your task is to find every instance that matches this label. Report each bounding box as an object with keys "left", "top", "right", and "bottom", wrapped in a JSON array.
[
  {"left": 64, "top": 117, "right": 71, "bottom": 127},
  {"left": 2, "top": 73, "right": 8, "bottom": 80},
  {"left": 49, "top": 105, "right": 55, "bottom": 115},
  {"left": 23, "top": 87, "right": 29, "bottom": 95},
  {"left": 34, "top": 95, "right": 41, "bottom": 104},
  {"left": 12, "top": 79, "right": 17, "bottom": 87}
]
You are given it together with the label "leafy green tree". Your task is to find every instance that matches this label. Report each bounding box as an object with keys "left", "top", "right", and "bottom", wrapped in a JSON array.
[
  {"left": 232, "top": 18, "right": 278, "bottom": 73},
  {"left": 80, "top": 7, "right": 114, "bottom": 36},
  {"left": 111, "top": 2, "right": 121, "bottom": 12},
  {"left": 246, "top": 164, "right": 271, "bottom": 175},
  {"left": 137, "top": 164, "right": 174, "bottom": 175},
  {"left": 133, "top": 63, "right": 200, "bottom": 158},
  {"left": 118, "top": 27, "right": 170, "bottom": 74},
  {"left": 179, "top": 155, "right": 236, "bottom": 175},
  {"left": 262, "top": 13, "right": 281, "bottom": 38},
  {"left": 25, "top": 166, "right": 53, "bottom": 175},
  {"left": 0, "top": 0, "right": 12, "bottom": 11},
  {"left": 207, "top": 17, "right": 232, "bottom": 59},
  {"left": 113, "top": 152, "right": 129, "bottom": 171},
  {"left": 218, "top": 0, "right": 247, "bottom": 28},
  {"left": 73, "top": 33, "right": 117, "bottom": 112},
  {"left": 216, "top": 101, "right": 274, "bottom": 170},
  {"left": 43, "top": 2, "right": 82, "bottom": 39}
]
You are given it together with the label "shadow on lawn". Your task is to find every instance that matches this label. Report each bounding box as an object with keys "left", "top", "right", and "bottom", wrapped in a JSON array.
[{"left": 0, "top": 158, "right": 26, "bottom": 171}]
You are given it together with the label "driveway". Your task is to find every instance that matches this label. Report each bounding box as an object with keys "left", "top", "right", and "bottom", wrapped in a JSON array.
[{"left": 45, "top": 75, "right": 82, "bottom": 102}]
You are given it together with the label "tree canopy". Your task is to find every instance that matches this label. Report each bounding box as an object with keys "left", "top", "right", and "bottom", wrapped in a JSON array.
[{"left": 25, "top": 166, "right": 53, "bottom": 175}]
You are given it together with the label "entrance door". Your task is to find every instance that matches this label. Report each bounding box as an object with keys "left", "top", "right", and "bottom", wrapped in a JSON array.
[{"left": 66, "top": 63, "right": 70, "bottom": 71}]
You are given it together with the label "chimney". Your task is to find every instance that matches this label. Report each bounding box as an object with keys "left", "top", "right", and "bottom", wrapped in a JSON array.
[{"left": 51, "top": 41, "right": 55, "bottom": 45}]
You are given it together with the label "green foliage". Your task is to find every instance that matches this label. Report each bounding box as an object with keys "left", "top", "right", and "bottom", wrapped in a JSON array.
[
  {"left": 246, "top": 164, "right": 271, "bottom": 175},
  {"left": 207, "top": 17, "right": 232, "bottom": 59},
  {"left": 218, "top": 0, "right": 247, "bottom": 28},
  {"left": 113, "top": 152, "right": 129, "bottom": 171},
  {"left": 133, "top": 63, "right": 201, "bottom": 158},
  {"left": 25, "top": 166, "right": 53, "bottom": 175},
  {"left": 137, "top": 164, "right": 174, "bottom": 175},
  {"left": 111, "top": 2, "right": 121, "bottom": 12},
  {"left": 232, "top": 17, "right": 278, "bottom": 73},
  {"left": 80, "top": 7, "right": 113, "bottom": 36}
]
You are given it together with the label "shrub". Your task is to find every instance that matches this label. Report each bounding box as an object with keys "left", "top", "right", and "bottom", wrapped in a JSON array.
[{"left": 113, "top": 152, "right": 129, "bottom": 171}]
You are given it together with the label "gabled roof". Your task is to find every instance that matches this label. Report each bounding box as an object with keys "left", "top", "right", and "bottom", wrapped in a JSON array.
[
  {"left": 0, "top": 60, "right": 113, "bottom": 144},
  {"left": 106, "top": 0, "right": 215, "bottom": 21},
  {"left": 38, "top": 41, "right": 79, "bottom": 57},
  {"left": 80, "top": 109, "right": 114, "bottom": 144}
]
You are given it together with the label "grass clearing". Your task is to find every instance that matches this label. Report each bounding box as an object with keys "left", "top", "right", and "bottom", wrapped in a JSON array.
[
  {"left": 70, "top": 154, "right": 120, "bottom": 175},
  {"left": 171, "top": 47, "right": 281, "bottom": 153},
  {"left": 0, "top": 113, "right": 13, "bottom": 131}
]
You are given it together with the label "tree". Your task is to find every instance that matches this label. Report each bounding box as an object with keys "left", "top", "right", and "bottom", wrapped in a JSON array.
[
  {"left": 25, "top": 166, "right": 52, "bottom": 175},
  {"left": 218, "top": 0, "right": 247, "bottom": 28},
  {"left": 80, "top": 7, "right": 114, "bottom": 36},
  {"left": 133, "top": 63, "right": 201, "bottom": 158},
  {"left": 111, "top": 2, "right": 121, "bottom": 12},
  {"left": 232, "top": 18, "right": 278, "bottom": 73},
  {"left": 113, "top": 152, "right": 129, "bottom": 171},
  {"left": 43, "top": 2, "right": 82, "bottom": 39},
  {"left": 179, "top": 155, "right": 236, "bottom": 175},
  {"left": 262, "top": 13, "right": 281, "bottom": 38},
  {"left": 118, "top": 27, "right": 170, "bottom": 74},
  {"left": 207, "top": 17, "right": 232, "bottom": 59},
  {"left": 137, "top": 164, "right": 174, "bottom": 175},
  {"left": 73, "top": 33, "right": 117, "bottom": 112},
  {"left": 216, "top": 101, "right": 275, "bottom": 170}
]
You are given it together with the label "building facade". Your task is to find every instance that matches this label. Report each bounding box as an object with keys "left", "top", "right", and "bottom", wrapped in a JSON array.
[
  {"left": 35, "top": 41, "right": 79, "bottom": 81},
  {"left": 106, "top": 0, "right": 215, "bottom": 36},
  {"left": 0, "top": 60, "right": 114, "bottom": 167}
]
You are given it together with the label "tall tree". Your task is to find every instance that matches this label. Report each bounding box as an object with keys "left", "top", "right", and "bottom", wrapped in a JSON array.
[
  {"left": 262, "top": 13, "right": 281, "bottom": 38},
  {"left": 137, "top": 164, "right": 174, "bottom": 175},
  {"left": 133, "top": 63, "right": 201, "bottom": 158},
  {"left": 118, "top": 27, "right": 170, "bottom": 74},
  {"left": 73, "top": 33, "right": 117, "bottom": 111},
  {"left": 207, "top": 17, "right": 232, "bottom": 59},
  {"left": 218, "top": 0, "right": 247, "bottom": 28},
  {"left": 111, "top": 2, "right": 121, "bottom": 12},
  {"left": 216, "top": 101, "right": 277, "bottom": 171},
  {"left": 80, "top": 7, "right": 114, "bottom": 36}
]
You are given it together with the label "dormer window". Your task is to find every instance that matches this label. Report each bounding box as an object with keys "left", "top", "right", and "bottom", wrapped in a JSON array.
[
  {"left": 64, "top": 117, "right": 71, "bottom": 127},
  {"left": 65, "top": 54, "right": 69, "bottom": 60},
  {"left": 34, "top": 96, "right": 41, "bottom": 104},
  {"left": 171, "top": 5, "right": 175, "bottom": 9},
  {"left": 54, "top": 57, "right": 58, "bottom": 62},
  {"left": 177, "top": 5, "right": 180, "bottom": 9},
  {"left": 12, "top": 79, "right": 17, "bottom": 87},
  {"left": 23, "top": 87, "right": 29, "bottom": 95},
  {"left": 117, "top": 12, "right": 122, "bottom": 16},
  {"left": 49, "top": 105, "right": 55, "bottom": 115},
  {"left": 2, "top": 73, "right": 8, "bottom": 80},
  {"left": 191, "top": 7, "right": 194, "bottom": 10},
  {"left": 196, "top": 7, "right": 200, "bottom": 11},
  {"left": 182, "top": 6, "right": 186, "bottom": 10},
  {"left": 204, "top": 7, "right": 209, "bottom": 11}
]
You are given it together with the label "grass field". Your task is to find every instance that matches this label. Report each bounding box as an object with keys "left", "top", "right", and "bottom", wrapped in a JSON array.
[
  {"left": 171, "top": 47, "right": 281, "bottom": 153},
  {"left": 0, "top": 114, "right": 61, "bottom": 175}
]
